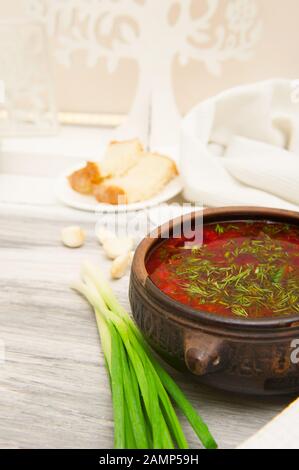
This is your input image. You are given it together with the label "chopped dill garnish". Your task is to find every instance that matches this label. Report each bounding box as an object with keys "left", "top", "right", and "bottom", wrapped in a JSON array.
[
  {"left": 215, "top": 224, "right": 224, "bottom": 235},
  {"left": 149, "top": 221, "right": 299, "bottom": 319}
]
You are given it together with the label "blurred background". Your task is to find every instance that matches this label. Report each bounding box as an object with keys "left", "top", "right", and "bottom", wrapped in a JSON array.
[
  {"left": 1, "top": 0, "right": 298, "bottom": 121},
  {"left": 0, "top": 0, "right": 299, "bottom": 198}
]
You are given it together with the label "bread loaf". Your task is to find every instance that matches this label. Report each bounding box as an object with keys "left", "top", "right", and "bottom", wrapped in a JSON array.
[
  {"left": 93, "top": 153, "right": 178, "bottom": 204},
  {"left": 68, "top": 139, "right": 143, "bottom": 194}
]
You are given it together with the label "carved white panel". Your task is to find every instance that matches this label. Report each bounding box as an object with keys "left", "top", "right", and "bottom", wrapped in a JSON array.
[{"left": 27, "top": 0, "right": 263, "bottom": 145}]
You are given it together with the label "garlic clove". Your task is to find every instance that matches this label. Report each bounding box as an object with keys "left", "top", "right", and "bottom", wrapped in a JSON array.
[
  {"left": 61, "top": 225, "right": 85, "bottom": 248},
  {"left": 96, "top": 226, "right": 115, "bottom": 245},
  {"left": 110, "top": 251, "right": 134, "bottom": 279},
  {"left": 102, "top": 237, "right": 134, "bottom": 260}
]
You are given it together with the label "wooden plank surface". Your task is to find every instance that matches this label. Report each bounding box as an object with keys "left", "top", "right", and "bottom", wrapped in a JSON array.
[{"left": 0, "top": 208, "right": 291, "bottom": 449}]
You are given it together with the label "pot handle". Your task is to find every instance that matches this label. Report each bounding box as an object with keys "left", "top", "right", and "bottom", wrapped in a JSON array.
[{"left": 184, "top": 330, "right": 227, "bottom": 376}]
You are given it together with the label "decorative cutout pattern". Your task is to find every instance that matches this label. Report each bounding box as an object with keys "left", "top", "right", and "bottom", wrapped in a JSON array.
[{"left": 27, "top": 0, "right": 263, "bottom": 144}]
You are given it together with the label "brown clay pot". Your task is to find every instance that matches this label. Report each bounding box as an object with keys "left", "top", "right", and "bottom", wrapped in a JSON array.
[{"left": 129, "top": 207, "right": 299, "bottom": 395}]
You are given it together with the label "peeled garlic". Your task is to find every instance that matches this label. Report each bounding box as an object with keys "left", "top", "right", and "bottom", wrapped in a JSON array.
[
  {"left": 96, "top": 227, "right": 115, "bottom": 245},
  {"left": 61, "top": 225, "right": 85, "bottom": 248},
  {"left": 110, "top": 251, "right": 134, "bottom": 279},
  {"left": 102, "top": 236, "right": 134, "bottom": 260}
]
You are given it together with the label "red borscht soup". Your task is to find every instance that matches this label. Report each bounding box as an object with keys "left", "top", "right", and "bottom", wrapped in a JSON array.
[{"left": 146, "top": 221, "right": 299, "bottom": 319}]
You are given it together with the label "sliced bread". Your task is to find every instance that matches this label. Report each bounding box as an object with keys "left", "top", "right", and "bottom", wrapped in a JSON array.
[
  {"left": 93, "top": 153, "right": 178, "bottom": 204},
  {"left": 68, "top": 139, "right": 143, "bottom": 194}
]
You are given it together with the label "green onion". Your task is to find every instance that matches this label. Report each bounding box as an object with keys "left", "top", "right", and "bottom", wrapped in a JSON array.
[
  {"left": 109, "top": 322, "right": 126, "bottom": 448},
  {"left": 72, "top": 261, "right": 217, "bottom": 450}
]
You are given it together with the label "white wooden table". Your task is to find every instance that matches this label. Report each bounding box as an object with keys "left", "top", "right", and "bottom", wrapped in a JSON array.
[{"left": 0, "top": 129, "right": 292, "bottom": 449}]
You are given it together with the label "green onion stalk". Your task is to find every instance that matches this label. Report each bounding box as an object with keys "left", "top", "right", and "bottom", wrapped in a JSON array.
[{"left": 72, "top": 261, "right": 217, "bottom": 450}]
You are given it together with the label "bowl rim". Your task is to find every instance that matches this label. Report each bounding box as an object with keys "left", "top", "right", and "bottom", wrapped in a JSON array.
[{"left": 132, "top": 206, "right": 299, "bottom": 330}]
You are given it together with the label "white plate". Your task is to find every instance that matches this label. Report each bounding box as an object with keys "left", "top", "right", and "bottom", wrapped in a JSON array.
[{"left": 56, "top": 163, "right": 183, "bottom": 212}]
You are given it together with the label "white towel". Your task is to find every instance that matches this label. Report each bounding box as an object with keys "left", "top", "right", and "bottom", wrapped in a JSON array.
[
  {"left": 238, "top": 399, "right": 299, "bottom": 449},
  {"left": 180, "top": 79, "right": 299, "bottom": 210}
]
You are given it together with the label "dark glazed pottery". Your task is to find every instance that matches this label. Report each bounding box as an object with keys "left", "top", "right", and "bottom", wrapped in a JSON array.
[{"left": 129, "top": 207, "right": 299, "bottom": 395}]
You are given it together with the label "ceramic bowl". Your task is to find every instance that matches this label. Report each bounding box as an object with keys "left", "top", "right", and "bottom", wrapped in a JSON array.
[{"left": 129, "top": 207, "right": 299, "bottom": 395}]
